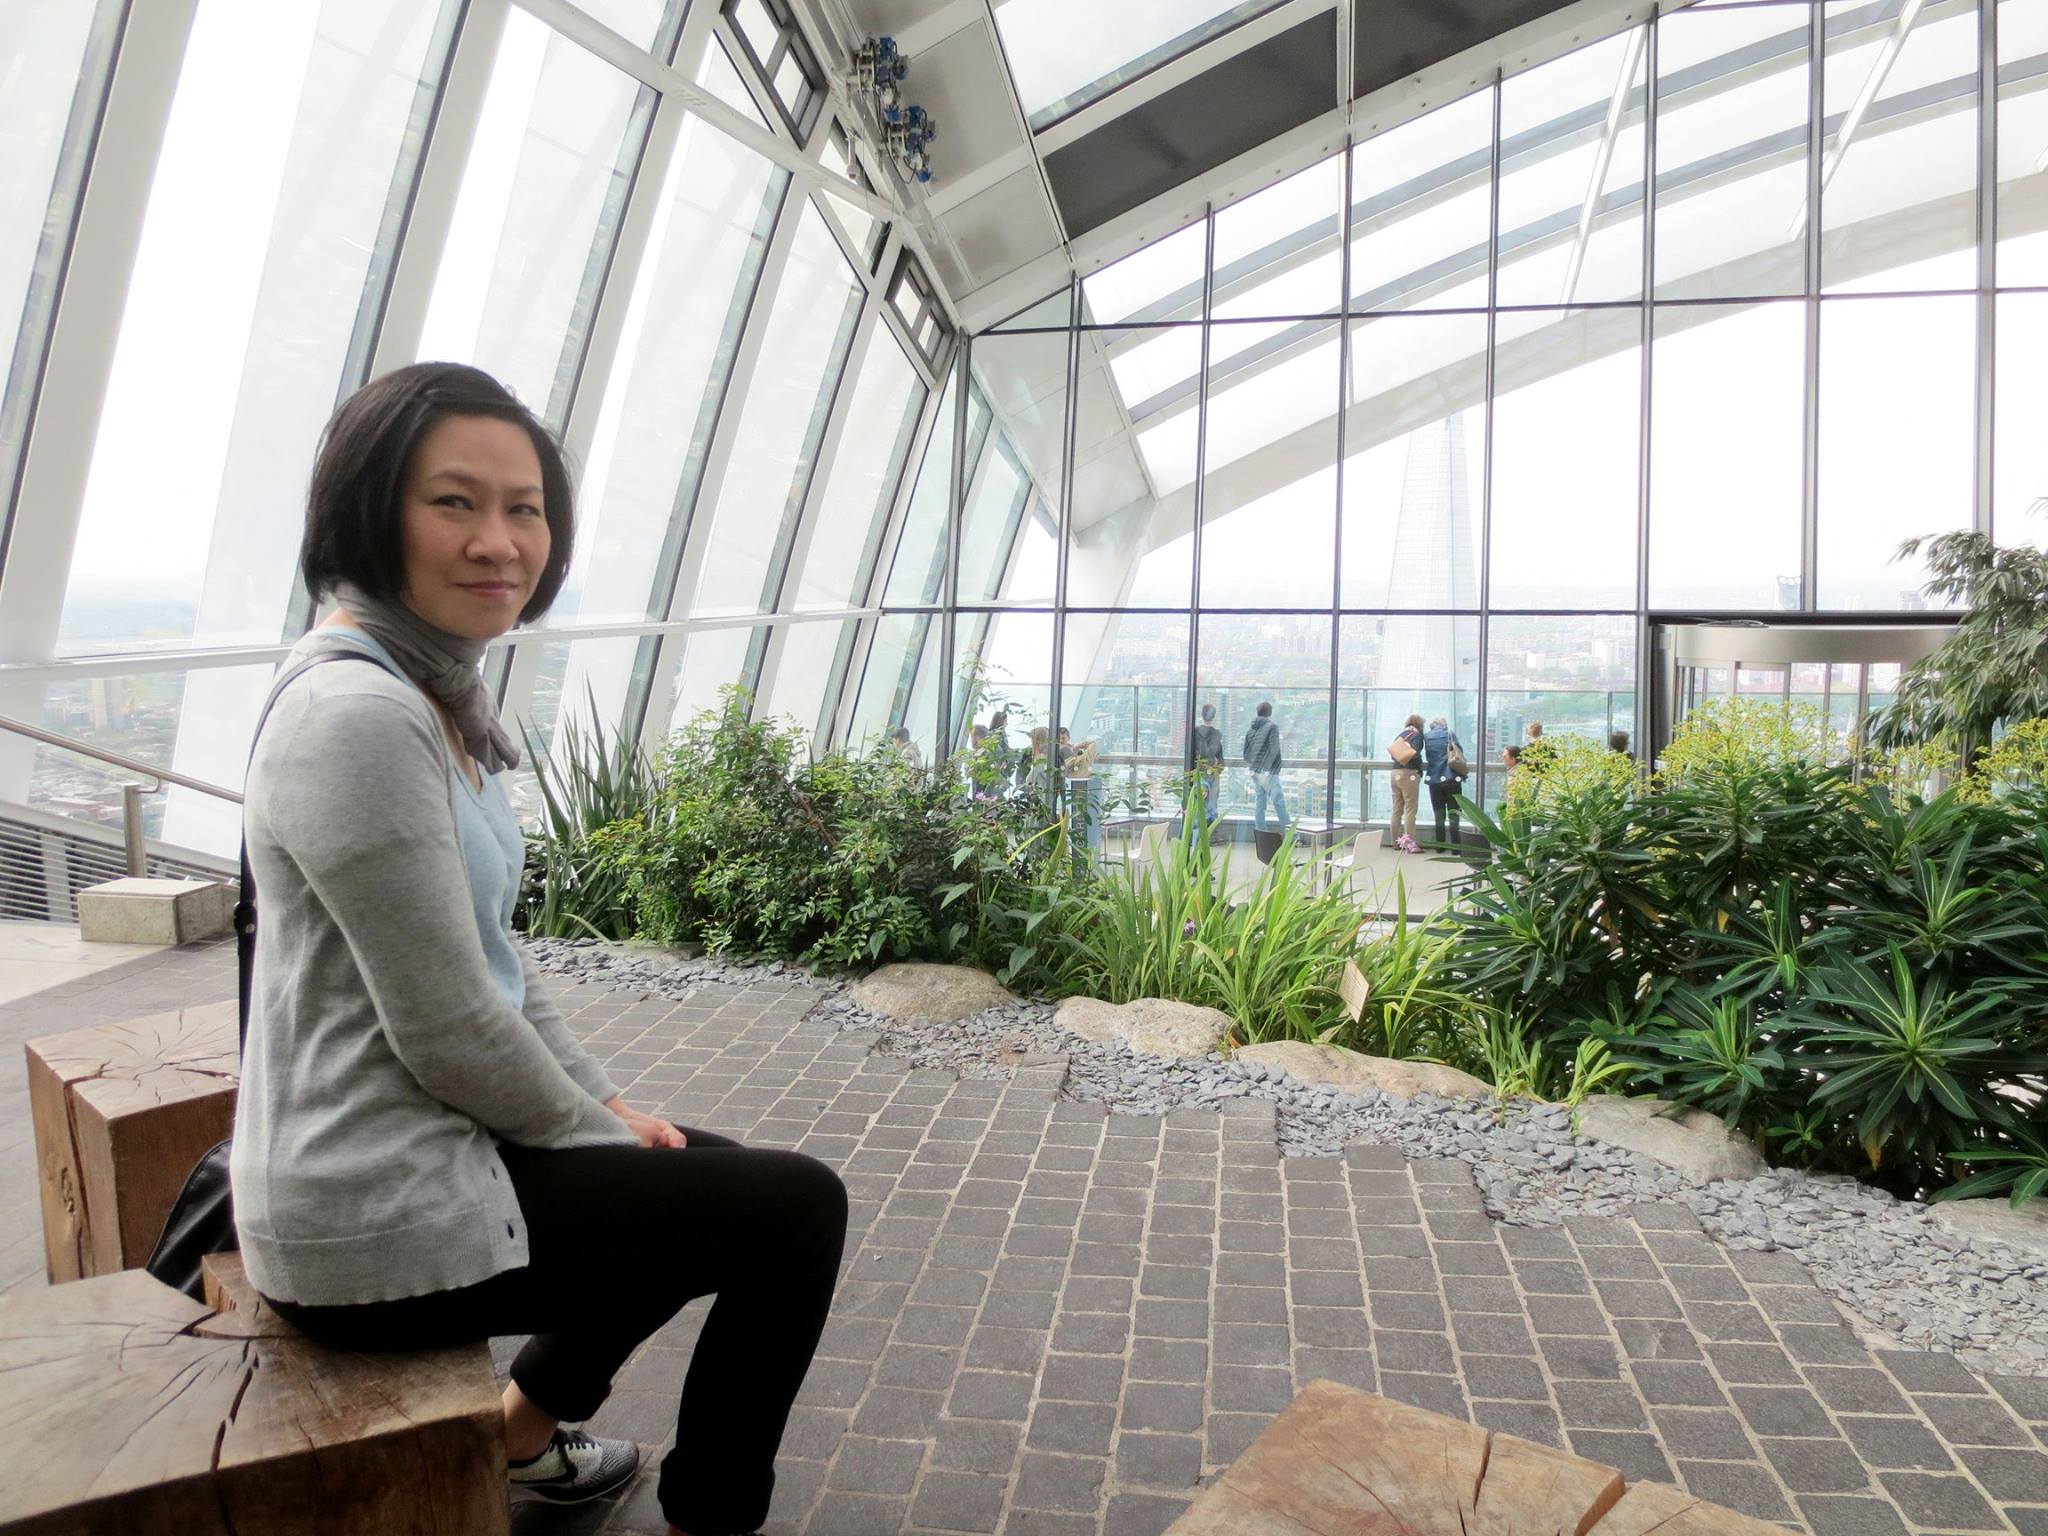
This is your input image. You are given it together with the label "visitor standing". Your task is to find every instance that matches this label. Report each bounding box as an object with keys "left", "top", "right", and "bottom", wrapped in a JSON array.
[
  {"left": 889, "top": 726, "right": 922, "bottom": 771},
  {"left": 1609, "top": 729, "right": 1630, "bottom": 755},
  {"left": 1388, "top": 712, "right": 1425, "bottom": 853},
  {"left": 1242, "top": 701, "right": 1289, "bottom": 831},
  {"left": 1191, "top": 703, "right": 1225, "bottom": 824},
  {"left": 1422, "top": 715, "right": 1467, "bottom": 847}
]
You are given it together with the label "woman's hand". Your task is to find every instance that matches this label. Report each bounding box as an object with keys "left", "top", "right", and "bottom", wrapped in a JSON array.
[{"left": 604, "top": 1096, "right": 687, "bottom": 1148}]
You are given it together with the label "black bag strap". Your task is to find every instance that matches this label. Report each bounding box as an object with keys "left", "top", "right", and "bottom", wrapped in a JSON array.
[{"left": 236, "top": 645, "right": 408, "bottom": 1053}]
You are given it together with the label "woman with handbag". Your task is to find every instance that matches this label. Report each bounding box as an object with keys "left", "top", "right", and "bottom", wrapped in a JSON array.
[
  {"left": 1422, "top": 715, "right": 1468, "bottom": 847},
  {"left": 231, "top": 362, "right": 846, "bottom": 1536},
  {"left": 1386, "top": 713, "right": 1426, "bottom": 853}
]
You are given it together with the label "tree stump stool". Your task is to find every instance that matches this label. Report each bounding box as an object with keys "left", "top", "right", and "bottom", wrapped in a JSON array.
[
  {"left": 25, "top": 1000, "right": 238, "bottom": 1282},
  {"left": 1167, "top": 1379, "right": 1789, "bottom": 1535},
  {"left": 0, "top": 1261, "right": 506, "bottom": 1535}
]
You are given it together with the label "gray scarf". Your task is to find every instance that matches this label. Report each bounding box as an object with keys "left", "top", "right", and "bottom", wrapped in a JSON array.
[{"left": 328, "top": 579, "right": 520, "bottom": 774}]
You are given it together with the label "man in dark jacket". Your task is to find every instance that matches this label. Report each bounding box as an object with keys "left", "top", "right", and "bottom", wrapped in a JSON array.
[
  {"left": 1191, "top": 703, "right": 1225, "bottom": 823},
  {"left": 1242, "top": 702, "right": 1289, "bottom": 830}
]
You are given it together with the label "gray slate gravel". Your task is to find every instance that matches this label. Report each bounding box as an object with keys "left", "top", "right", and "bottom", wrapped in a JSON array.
[{"left": 526, "top": 937, "right": 2048, "bottom": 1379}]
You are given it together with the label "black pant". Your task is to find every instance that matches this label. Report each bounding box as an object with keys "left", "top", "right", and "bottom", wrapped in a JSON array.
[
  {"left": 1429, "top": 780, "right": 1462, "bottom": 843},
  {"left": 266, "top": 1129, "right": 847, "bottom": 1536}
]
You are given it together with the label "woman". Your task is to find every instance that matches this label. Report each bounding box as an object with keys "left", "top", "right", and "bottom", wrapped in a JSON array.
[
  {"left": 1422, "top": 714, "right": 1466, "bottom": 847},
  {"left": 1387, "top": 712, "right": 1426, "bottom": 853},
  {"left": 233, "top": 362, "right": 846, "bottom": 1536}
]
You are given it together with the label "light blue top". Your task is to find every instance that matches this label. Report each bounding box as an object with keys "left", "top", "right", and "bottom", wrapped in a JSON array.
[
  {"left": 316, "top": 627, "right": 527, "bottom": 1013},
  {"left": 232, "top": 625, "right": 631, "bottom": 1306}
]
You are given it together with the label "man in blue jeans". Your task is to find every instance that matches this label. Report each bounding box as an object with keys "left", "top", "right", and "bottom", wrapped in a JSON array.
[{"left": 1241, "top": 701, "right": 1289, "bottom": 830}]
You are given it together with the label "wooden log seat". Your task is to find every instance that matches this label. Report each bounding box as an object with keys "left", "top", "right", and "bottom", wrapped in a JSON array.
[
  {"left": 25, "top": 1001, "right": 239, "bottom": 1283},
  {"left": 1167, "top": 1379, "right": 1789, "bottom": 1536},
  {"left": 0, "top": 1257, "right": 505, "bottom": 1535}
]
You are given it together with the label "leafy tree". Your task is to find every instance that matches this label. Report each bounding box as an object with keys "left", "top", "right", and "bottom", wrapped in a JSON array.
[{"left": 1872, "top": 526, "right": 2048, "bottom": 755}]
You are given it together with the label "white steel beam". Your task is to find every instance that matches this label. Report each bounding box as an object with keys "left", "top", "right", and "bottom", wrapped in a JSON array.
[
  {"left": 1559, "top": 22, "right": 1645, "bottom": 304},
  {"left": 0, "top": 0, "right": 201, "bottom": 806}
]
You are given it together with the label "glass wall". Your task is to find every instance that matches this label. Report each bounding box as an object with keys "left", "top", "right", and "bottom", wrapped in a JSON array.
[
  {"left": 4, "top": 0, "right": 2038, "bottom": 869},
  {"left": 854, "top": 0, "right": 2035, "bottom": 828},
  {"left": 0, "top": 0, "right": 955, "bottom": 857}
]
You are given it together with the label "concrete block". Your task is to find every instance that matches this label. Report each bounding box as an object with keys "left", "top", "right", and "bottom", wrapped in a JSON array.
[{"left": 76, "top": 877, "right": 234, "bottom": 945}]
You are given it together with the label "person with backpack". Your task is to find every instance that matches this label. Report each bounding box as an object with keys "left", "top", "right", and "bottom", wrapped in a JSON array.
[
  {"left": 1422, "top": 714, "right": 1468, "bottom": 847},
  {"left": 232, "top": 362, "right": 845, "bottom": 1536}
]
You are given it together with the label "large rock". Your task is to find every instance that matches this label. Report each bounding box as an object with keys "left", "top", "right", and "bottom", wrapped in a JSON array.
[
  {"left": 1235, "top": 1041, "right": 1490, "bottom": 1101},
  {"left": 850, "top": 962, "right": 1014, "bottom": 1023},
  {"left": 1930, "top": 1197, "right": 2048, "bottom": 1263},
  {"left": 1575, "top": 1095, "right": 1766, "bottom": 1182},
  {"left": 1056, "top": 997, "right": 1231, "bottom": 1060}
]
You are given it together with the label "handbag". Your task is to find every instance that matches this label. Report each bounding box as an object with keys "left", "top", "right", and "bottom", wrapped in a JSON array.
[
  {"left": 145, "top": 647, "right": 397, "bottom": 1300},
  {"left": 1448, "top": 741, "right": 1470, "bottom": 778},
  {"left": 1388, "top": 733, "right": 1418, "bottom": 768}
]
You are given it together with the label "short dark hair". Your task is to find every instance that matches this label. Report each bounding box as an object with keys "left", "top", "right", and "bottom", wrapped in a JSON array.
[
  {"left": 1406, "top": 713, "right": 1425, "bottom": 729},
  {"left": 300, "top": 362, "right": 576, "bottom": 625},
  {"left": 1256, "top": 701, "right": 1272, "bottom": 718},
  {"left": 1610, "top": 730, "right": 1631, "bottom": 753}
]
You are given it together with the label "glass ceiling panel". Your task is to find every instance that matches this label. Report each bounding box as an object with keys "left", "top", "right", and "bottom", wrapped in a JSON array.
[{"left": 994, "top": 0, "right": 1289, "bottom": 129}]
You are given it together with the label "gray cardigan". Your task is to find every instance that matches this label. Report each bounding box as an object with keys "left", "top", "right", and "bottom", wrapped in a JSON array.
[{"left": 230, "top": 629, "right": 634, "bottom": 1306}]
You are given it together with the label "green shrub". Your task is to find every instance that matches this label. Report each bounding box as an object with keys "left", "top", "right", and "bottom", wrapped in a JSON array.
[
  {"left": 1051, "top": 818, "right": 1366, "bottom": 1045},
  {"left": 514, "top": 679, "right": 663, "bottom": 941},
  {"left": 1449, "top": 702, "right": 2048, "bottom": 1195},
  {"left": 593, "top": 688, "right": 1086, "bottom": 978}
]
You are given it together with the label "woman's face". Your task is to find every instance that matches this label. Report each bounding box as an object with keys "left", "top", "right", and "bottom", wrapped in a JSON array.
[{"left": 398, "top": 414, "right": 550, "bottom": 641}]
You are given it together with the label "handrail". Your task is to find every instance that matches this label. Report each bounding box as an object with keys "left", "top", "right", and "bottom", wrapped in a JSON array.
[{"left": 0, "top": 711, "right": 242, "bottom": 803}]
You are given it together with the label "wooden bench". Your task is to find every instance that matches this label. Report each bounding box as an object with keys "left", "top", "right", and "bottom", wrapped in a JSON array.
[
  {"left": 0, "top": 1256, "right": 506, "bottom": 1534},
  {"left": 25, "top": 1001, "right": 239, "bottom": 1282},
  {"left": 1167, "top": 1380, "right": 1789, "bottom": 1536}
]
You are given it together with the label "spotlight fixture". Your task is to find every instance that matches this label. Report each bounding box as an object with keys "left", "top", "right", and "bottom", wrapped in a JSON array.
[
  {"left": 849, "top": 35, "right": 936, "bottom": 185},
  {"left": 852, "top": 36, "right": 909, "bottom": 122},
  {"left": 887, "top": 107, "right": 937, "bottom": 184}
]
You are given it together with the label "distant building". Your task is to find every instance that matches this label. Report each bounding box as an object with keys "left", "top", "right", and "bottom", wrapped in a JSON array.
[{"left": 1380, "top": 415, "right": 1478, "bottom": 700}]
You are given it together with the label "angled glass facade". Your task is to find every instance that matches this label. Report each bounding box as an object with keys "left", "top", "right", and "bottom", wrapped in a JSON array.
[
  {"left": 1, "top": 0, "right": 2042, "bottom": 860},
  {"left": 873, "top": 0, "right": 2042, "bottom": 825}
]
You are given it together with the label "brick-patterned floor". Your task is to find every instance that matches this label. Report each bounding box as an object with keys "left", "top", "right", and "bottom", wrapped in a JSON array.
[{"left": 6, "top": 940, "right": 2048, "bottom": 1535}]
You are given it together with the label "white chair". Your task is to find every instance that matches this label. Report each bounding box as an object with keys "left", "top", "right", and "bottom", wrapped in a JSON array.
[
  {"left": 1125, "top": 820, "right": 1169, "bottom": 878},
  {"left": 1324, "top": 831, "right": 1381, "bottom": 903}
]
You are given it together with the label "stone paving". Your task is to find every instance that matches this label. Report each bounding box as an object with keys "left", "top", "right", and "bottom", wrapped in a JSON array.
[{"left": 6, "top": 940, "right": 2048, "bottom": 1534}]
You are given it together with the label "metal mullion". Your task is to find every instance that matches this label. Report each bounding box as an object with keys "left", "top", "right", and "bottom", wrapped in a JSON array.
[
  {"left": 1977, "top": 0, "right": 1996, "bottom": 539},
  {"left": 1475, "top": 74, "right": 1503, "bottom": 807},
  {"left": 1184, "top": 209, "right": 1217, "bottom": 789},
  {"left": 938, "top": 342, "right": 970, "bottom": 763},
  {"left": 1802, "top": 0, "right": 1824, "bottom": 611},
  {"left": 1, "top": 0, "right": 143, "bottom": 588},
  {"left": 827, "top": 346, "right": 954, "bottom": 761},
  {"left": 365, "top": 0, "right": 509, "bottom": 380},
  {"left": 855, "top": 334, "right": 954, "bottom": 614},
  {"left": 533, "top": 86, "right": 688, "bottom": 760},
  {"left": 643, "top": 169, "right": 805, "bottom": 738},
  {"left": 1328, "top": 140, "right": 1353, "bottom": 828},
  {"left": 1635, "top": 16, "right": 1658, "bottom": 763},
  {"left": 1047, "top": 283, "right": 1082, "bottom": 807},
  {"left": 0, "top": 0, "right": 201, "bottom": 806},
  {"left": 756, "top": 285, "right": 875, "bottom": 621},
  {"left": 749, "top": 294, "right": 874, "bottom": 718}
]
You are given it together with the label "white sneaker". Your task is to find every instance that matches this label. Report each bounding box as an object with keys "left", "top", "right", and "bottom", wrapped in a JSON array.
[{"left": 508, "top": 1427, "right": 640, "bottom": 1506}]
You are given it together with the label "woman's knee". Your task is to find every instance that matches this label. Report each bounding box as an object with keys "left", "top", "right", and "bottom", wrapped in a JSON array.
[{"left": 755, "top": 1149, "right": 849, "bottom": 1257}]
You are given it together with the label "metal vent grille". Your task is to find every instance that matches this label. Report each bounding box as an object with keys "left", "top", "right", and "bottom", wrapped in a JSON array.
[{"left": 0, "top": 805, "right": 235, "bottom": 924}]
